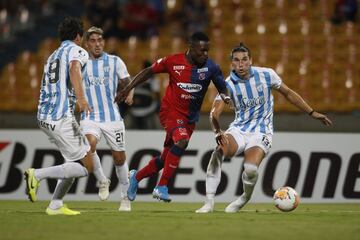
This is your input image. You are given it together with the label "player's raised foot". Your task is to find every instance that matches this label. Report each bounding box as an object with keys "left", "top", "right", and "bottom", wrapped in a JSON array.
[
  {"left": 98, "top": 178, "right": 111, "bottom": 201},
  {"left": 195, "top": 198, "right": 214, "bottom": 213},
  {"left": 45, "top": 205, "right": 81, "bottom": 216},
  {"left": 24, "top": 168, "right": 40, "bottom": 202},
  {"left": 152, "top": 185, "right": 171, "bottom": 202},
  {"left": 127, "top": 170, "right": 138, "bottom": 201},
  {"left": 119, "top": 197, "right": 131, "bottom": 212},
  {"left": 225, "top": 195, "right": 249, "bottom": 213}
]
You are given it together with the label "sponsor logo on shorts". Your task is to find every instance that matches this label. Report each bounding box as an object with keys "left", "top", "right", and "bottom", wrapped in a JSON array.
[{"left": 38, "top": 120, "right": 56, "bottom": 131}]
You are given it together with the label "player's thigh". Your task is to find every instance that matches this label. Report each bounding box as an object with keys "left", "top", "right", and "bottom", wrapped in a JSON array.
[
  {"left": 223, "top": 127, "right": 246, "bottom": 158},
  {"left": 100, "top": 121, "right": 126, "bottom": 152},
  {"left": 39, "top": 117, "right": 90, "bottom": 162},
  {"left": 244, "top": 133, "right": 272, "bottom": 165},
  {"left": 81, "top": 119, "right": 102, "bottom": 151}
]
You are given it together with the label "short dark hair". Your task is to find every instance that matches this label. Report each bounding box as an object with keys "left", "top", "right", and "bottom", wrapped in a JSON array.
[
  {"left": 230, "top": 42, "right": 251, "bottom": 58},
  {"left": 58, "top": 17, "right": 84, "bottom": 41},
  {"left": 189, "top": 32, "right": 209, "bottom": 44}
]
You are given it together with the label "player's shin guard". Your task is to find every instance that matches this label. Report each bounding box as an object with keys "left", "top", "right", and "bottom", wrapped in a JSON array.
[
  {"left": 34, "top": 162, "right": 88, "bottom": 180},
  {"left": 49, "top": 177, "right": 75, "bottom": 209},
  {"left": 115, "top": 162, "right": 129, "bottom": 199},
  {"left": 91, "top": 151, "right": 107, "bottom": 182},
  {"left": 158, "top": 145, "right": 184, "bottom": 186},
  {"left": 241, "top": 163, "right": 258, "bottom": 201},
  {"left": 205, "top": 149, "right": 223, "bottom": 199}
]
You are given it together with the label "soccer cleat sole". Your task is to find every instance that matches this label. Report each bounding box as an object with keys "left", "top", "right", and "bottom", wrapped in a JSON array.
[
  {"left": 153, "top": 195, "right": 171, "bottom": 203},
  {"left": 24, "top": 171, "right": 35, "bottom": 202}
]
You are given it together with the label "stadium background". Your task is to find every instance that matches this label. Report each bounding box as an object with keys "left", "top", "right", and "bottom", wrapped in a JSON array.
[
  {"left": 0, "top": 0, "right": 359, "bottom": 131},
  {"left": 0, "top": 1, "right": 359, "bottom": 240}
]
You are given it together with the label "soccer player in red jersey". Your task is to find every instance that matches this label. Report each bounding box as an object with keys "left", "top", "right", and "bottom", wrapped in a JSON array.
[{"left": 115, "top": 32, "right": 230, "bottom": 202}]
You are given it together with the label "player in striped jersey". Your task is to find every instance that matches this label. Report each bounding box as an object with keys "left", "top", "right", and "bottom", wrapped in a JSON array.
[
  {"left": 80, "top": 27, "right": 134, "bottom": 211},
  {"left": 196, "top": 43, "right": 332, "bottom": 213},
  {"left": 24, "top": 17, "right": 95, "bottom": 215}
]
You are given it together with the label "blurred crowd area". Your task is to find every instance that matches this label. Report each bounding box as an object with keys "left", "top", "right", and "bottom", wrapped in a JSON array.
[{"left": 0, "top": 0, "right": 359, "bottom": 116}]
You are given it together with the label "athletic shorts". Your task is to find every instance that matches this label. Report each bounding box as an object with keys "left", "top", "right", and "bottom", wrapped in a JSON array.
[
  {"left": 37, "top": 116, "right": 90, "bottom": 162},
  {"left": 159, "top": 111, "right": 195, "bottom": 147},
  {"left": 80, "top": 119, "right": 125, "bottom": 151},
  {"left": 226, "top": 126, "right": 272, "bottom": 156}
]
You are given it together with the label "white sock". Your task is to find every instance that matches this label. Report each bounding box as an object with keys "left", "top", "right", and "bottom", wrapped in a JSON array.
[
  {"left": 205, "top": 150, "right": 223, "bottom": 199},
  {"left": 34, "top": 162, "right": 88, "bottom": 181},
  {"left": 91, "top": 152, "right": 107, "bottom": 182},
  {"left": 49, "top": 178, "right": 75, "bottom": 209},
  {"left": 241, "top": 163, "right": 258, "bottom": 201},
  {"left": 115, "top": 162, "right": 129, "bottom": 199}
]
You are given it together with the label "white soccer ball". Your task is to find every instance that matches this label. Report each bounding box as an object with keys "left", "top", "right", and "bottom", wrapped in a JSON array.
[{"left": 273, "top": 186, "right": 300, "bottom": 212}]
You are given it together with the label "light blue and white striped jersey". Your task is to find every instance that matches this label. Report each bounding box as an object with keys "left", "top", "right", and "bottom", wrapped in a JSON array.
[
  {"left": 221, "top": 66, "right": 282, "bottom": 135},
  {"left": 37, "top": 40, "right": 89, "bottom": 121},
  {"left": 81, "top": 52, "right": 130, "bottom": 122}
]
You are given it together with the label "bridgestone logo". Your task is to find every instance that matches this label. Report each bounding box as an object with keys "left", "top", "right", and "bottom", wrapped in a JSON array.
[{"left": 177, "top": 83, "right": 202, "bottom": 92}]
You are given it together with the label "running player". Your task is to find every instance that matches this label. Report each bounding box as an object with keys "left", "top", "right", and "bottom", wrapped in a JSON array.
[{"left": 115, "top": 32, "right": 230, "bottom": 202}]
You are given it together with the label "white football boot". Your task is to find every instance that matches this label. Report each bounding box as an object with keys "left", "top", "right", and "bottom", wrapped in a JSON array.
[
  {"left": 195, "top": 198, "right": 214, "bottom": 213},
  {"left": 98, "top": 179, "right": 111, "bottom": 201}
]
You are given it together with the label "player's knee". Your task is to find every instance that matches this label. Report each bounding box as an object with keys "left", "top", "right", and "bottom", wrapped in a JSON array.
[
  {"left": 113, "top": 154, "right": 126, "bottom": 166},
  {"left": 112, "top": 150, "right": 126, "bottom": 166},
  {"left": 243, "top": 163, "right": 258, "bottom": 180},
  {"left": 175, "top": 139, "right": 189, "bottom": 149}
]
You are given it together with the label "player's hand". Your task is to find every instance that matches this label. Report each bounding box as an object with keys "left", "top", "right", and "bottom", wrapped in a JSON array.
[
  {"left": 219, "top": 93, "right": 231, "bottom": 105},
  {"left": 125, "top": 94, "right": 134, "bottom": 106},
  {"left": 114, "top": 87, "right": 130, "bottom": 104},
  {"left": 215, "top": 131, "right": 228, "bottom": 146},
  {"left": 311, "top": 111, "right": 333, "bottom": 126},
  {"left": 77, "top": 98, "right": 92, "bottom": 117}
]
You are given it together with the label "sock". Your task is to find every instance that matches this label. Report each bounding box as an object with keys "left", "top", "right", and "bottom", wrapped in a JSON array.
[
  {"left": 34, "top": 162, "right": 88, "bottom": 181},
  {"left": 115, "top": 162, "right": 129, "bottom": 199},
  {"left": 136, "top": 147, "right": 169, "bottom": 181},
  {"left": 158, "top": 145, "right": 184, "bottom": 186},
  {"left": 49, "top": 177, "right": 75, "bottom": 210},
  {"left": 241, "top": 163, "right": 258, "bottom": 201},
  {"left": 92, "top": 151, "right": 107, "bottom": 183},
  {"left": 205, "top": 150, "right": 223, "bottom": 199}
]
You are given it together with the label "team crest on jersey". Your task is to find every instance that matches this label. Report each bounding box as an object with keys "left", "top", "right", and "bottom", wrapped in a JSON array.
[
  {"left": 177, "top": 119, "right": 184, "bottom": 124},
  {"left": 199, "top": 73, "right": 206, "bottom": 80},
  {"left": 103, "top": 66, "right": 110, "bottom": 73},
  {"left": 256, "top": 84, "right": 263, "bottom": 92}
]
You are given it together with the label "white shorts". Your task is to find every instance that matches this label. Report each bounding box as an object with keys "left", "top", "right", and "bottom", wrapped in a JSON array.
[
  {"left": 80, "top": 119, "right": 126, "bottom": 151},
  {"left": 226, "top": 127, "right": 272, "bottom": 156},
  {"left": 38, "top": 116, "right": 90, "bottom": 162}
]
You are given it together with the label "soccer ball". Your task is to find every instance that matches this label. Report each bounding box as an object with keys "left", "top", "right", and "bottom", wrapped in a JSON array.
[{"left": 273, "top": 186, "right": 300, "bottom": 212}]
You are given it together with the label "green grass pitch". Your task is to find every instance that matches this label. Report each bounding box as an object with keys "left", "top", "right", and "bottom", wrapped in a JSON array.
[{"left": 1, "top": 200, "right": 359, "bottom": 240}]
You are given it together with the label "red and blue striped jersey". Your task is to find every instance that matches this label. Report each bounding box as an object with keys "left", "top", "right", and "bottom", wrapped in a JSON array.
[{"left": 152, "top": 53, "right": 226, "bottom": 123}]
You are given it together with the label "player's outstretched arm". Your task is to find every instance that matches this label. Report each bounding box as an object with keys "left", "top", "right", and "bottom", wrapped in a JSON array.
[
  {"left": 115, "top": 67, "right": 154, "bottom": 104},
  {"left": 276, "top": 82, "right": 332, "bottom": 126},
  {"left": 69, "top": 60, "right": 92, "bottom": 116}
]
